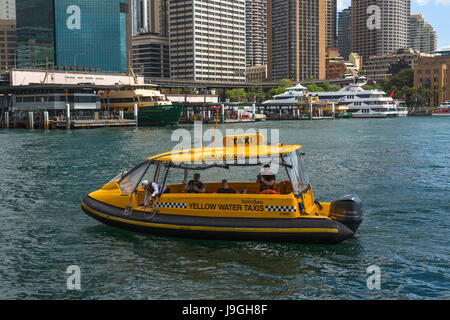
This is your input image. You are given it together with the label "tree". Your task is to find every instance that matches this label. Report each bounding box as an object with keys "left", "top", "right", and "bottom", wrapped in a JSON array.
[
  {"left": 432, "top": 88, "right": 441, "bottom": 108},
  {"left": 321, "top": 81, "right": 340, "bottom": 92},
  {"left": 246, "top": 88, "right": 265, "bottom": 103},
  {"left": 362, "top": 84, "right": 383, "bottom": 91},
  {"left": 226, "top": 88, "right": 247, "bottom": 102},
  {"left": 383, "top": 68, "right": 414, "bottom": 92},
  {"left": 442, "top": 86, "right": 448, "bottom": 103},
  {"left": 306, "top": 84, "right": 324, "bottom": 92},
  {"left": 279, "top": 78, "right": 294, "bottom": 88}
]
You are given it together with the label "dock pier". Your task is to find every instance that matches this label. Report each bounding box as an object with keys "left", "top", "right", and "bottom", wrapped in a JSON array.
[
  {"left": 179, "top": 99, "right": 344, "bottom": 124},
  {"left": 1, "top": 110, "right": 136, "bottom": 129}
]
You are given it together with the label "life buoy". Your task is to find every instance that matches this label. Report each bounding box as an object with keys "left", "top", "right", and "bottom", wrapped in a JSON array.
[{"left": 260, "top": 189, "right": 278, "bottom": 195}]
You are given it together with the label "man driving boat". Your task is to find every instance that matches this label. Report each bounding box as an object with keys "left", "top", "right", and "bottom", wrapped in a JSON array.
[
  {"left": 185, "top": 173, "right": 206, "bottom": 193},
  {"left": 257, "top": 164, "right": 276, "bottom": 192}
]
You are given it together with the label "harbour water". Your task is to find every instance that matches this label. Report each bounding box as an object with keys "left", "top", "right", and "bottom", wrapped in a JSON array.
[{"left": 0, "top": 117, "right": 448, "bottom": 299}]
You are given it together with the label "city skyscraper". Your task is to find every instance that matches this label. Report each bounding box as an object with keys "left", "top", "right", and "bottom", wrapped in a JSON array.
[
  {"left": 245, "top": 0, "right": 267, "bottom": 67},
  {"left": 132, "top": 0, "right": 168, "bottom": 36},
  {"left": 0, "top": 0, "right": 16, "bottom": 20},
  {"left": 268, "top": 0, "right": 326, "bottom": 82},
  {"left": 408, "top": 14, "right": 437, "bottom": 54},
  {"left": 0, "top": 20, "right": 16, "bottom": 70},
  {"left": 131, "top": 0, "right": 170, "bottom": 78},
  {"left": 325, "top": 0, "right": 337, "bottom": 48},
  {"left": 338, "top": 7, "right": 351, "bottom": 60},
  {"left": 169, "top": 0, "right": 246, "bottom": 82},
  {"left": 16, "top": 0, "right": 131, "bottom": 74},
  {"left": 351, "top": 0, "right": 410, "bottom": 60}
]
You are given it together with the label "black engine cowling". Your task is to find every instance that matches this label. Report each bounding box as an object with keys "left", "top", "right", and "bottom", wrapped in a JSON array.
[{"left": 329, "top": 194, "right": 363, "bottom": 233}]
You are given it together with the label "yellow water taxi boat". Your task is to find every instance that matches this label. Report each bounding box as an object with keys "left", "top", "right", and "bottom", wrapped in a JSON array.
[{"left": 81, "top": 133, "right": 362, "bottom": 244}]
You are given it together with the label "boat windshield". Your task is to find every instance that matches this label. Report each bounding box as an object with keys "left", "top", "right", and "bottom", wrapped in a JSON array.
[
  {"left": 281, "top": 150, "right": 310, "bottom": 194},
  {"left": 118, "top": 161, "right": 151, "bottom": 194}
]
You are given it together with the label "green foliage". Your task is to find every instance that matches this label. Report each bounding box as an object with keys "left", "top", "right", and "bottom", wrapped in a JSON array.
[
  {"left": 278, "top": 78, "right": 294, "bottom": 88},
  {"left": 321, "top": 81, "right": 340, "bottom": 92},
  {"left": 246, "top": 87, "right": 266, "bottom": 103},
  {"left": 362, "top": 84, "right": 383, "bottom": 91},
  {"left": 225, "top": 88, "right": 247, "bottom": 102},
  {"left": 382, "top": 68, "right": 414, "bottom": 92},
  {"left": 306, "top": 84, "right": 324, "bottom": 92}
]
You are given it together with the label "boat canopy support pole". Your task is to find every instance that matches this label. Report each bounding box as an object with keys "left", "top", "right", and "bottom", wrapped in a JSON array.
[{"left": 183, "top": 168, "right": 188, "bottom": 185}]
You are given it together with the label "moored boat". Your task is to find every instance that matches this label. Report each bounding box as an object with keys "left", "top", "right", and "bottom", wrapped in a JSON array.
[
  {"left": 101, "top": 84, "right": 183, "bottom": 126},
  {"left": 432, "top": 101, "right": 450, "bottom": 117},
  {"left": 81, "top": 133, "right": 363, "bottom": 244}
]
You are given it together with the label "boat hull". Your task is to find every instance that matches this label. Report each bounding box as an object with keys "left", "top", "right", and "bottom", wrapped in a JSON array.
[
  {"left": 81, "top": 196, "right": 354, "bottom": 244},
  {"left": 432, "top": 113, "right": 450, "bottom": 117},
  {"left": 125, "top": 104, "right": 183, "bottom": 126}
]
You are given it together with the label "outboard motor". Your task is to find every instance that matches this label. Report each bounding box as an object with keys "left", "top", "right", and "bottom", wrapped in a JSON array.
[{"left": 329, "top": 195, "right": 363, "bottom": 233}]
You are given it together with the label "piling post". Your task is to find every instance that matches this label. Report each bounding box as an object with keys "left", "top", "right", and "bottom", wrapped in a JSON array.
[
  {"left": 66, "top": 103, "right": 71, "bottom": 130},
  {"left": 220, "top": 104, "right": 224, "bottom": 124},
  {"left": 309, "top": 103, "right": 313, "bottom": 120},
  {"left": 119, "top": 110, "right": 124, "bottom": 120},
  {"left": 4, "top": 111, "right": 9, "bottom": 128},
  {"left": 43, "top": 111, "right": 50, "bottom": 130},
  {"left": 134, "top": 103, "right": 138, "bottom": 127},
  {"left": 28, "top": 112, "right": 34, "bottom": 129},
  {"left": 332, "top": 103, "right": 335, "bottom": 119}
]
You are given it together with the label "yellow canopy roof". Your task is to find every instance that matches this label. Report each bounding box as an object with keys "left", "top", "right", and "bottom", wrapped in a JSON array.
[{"left": 148, "top": 144, "right": 302, "bottom": 164}]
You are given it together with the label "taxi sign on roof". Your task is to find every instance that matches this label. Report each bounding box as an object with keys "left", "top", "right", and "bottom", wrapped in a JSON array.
[{"left": 223, "top": 133, "right": 264, "bottom": 147}]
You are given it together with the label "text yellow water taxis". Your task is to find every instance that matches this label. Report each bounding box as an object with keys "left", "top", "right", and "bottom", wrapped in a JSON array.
[{"left": 81, "top": 133, "right": 362, "bottom": 244}]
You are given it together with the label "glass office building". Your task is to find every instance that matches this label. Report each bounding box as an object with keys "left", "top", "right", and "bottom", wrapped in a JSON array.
[
  {"left": 17, "top": 0, "right": 130, "bottom": 74},
  {"left": 16, "top": 0, "right": 55, "bottom": 69}
]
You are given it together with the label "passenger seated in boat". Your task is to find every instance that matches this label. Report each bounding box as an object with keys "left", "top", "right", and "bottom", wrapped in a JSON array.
[
  {"left": 185, "top": 173, "right": 206, "bottom": 193},
  {"left": 141, "top": 180, "right": 160, "bottom": 208},
  {"left": 258, "top": 165, "right": 276, "bottom": 192},
  {"left": 217, "top": 179, "right": 238, "bottom": 194}
]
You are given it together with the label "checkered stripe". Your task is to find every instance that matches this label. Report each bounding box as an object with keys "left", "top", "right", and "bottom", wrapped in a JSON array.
[
  {"left": 265, "top": 205, "right": 297, "bottom": 212},
  {"left": 154, "top": 202, "right": 187, "bottom": 209}
]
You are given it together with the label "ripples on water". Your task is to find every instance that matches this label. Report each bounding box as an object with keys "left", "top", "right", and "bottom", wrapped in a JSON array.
[{"left": 0, "top": 118, "right": 448, "bottom": 299}]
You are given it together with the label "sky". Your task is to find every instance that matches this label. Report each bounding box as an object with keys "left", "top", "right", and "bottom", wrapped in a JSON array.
[{"left": 337, "top": 0, "right": 450, "bottom": 50}]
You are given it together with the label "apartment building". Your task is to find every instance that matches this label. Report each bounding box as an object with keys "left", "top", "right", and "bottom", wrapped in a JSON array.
[
  {"left": 0, "top": 19, "right": 16, "bottom": 70},
  {"left": 337, "top": 7, "right": 351, "bottom": 60},
  {"left": 245, "top": 0, "right": 266, "bottom": 68},
  {"left": 361, "top": 48, "right": 433, "bottom": 81},
  {"left": 169, "top": 0, "right": 246, "bottom": 82},
  {"left": 351, "top": 0, "right": 410, "bottom": 60},
  {"left": 325, "top": 0, "right": 337, "bottom": 48},
  {"left": 408, "top": 14, "right": 437, "bottom": 55},
  {"left": 414, "top": 54, "right": 450, "bottom": 106},
  {"left": 0, "top": 0, "right": 16, "bottom": 20},
  {"left": 268, "top": 0, "right": 326, "bottom": 82}
]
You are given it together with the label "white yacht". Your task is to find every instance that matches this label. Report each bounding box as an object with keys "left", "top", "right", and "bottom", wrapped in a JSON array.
[
  {"left": 311, "top": 83, "right": 404, "bottom": 118},
  {"left": 395, "top": 100, "right": 409, "bottom": 117},
  {"left": 262, "top": 83, "right": 307, "bottom": 105}
]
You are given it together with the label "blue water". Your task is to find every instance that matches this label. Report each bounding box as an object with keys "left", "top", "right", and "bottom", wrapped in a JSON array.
[{"left": 0, "top": 117, "right": 448, "bottom": 299}]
